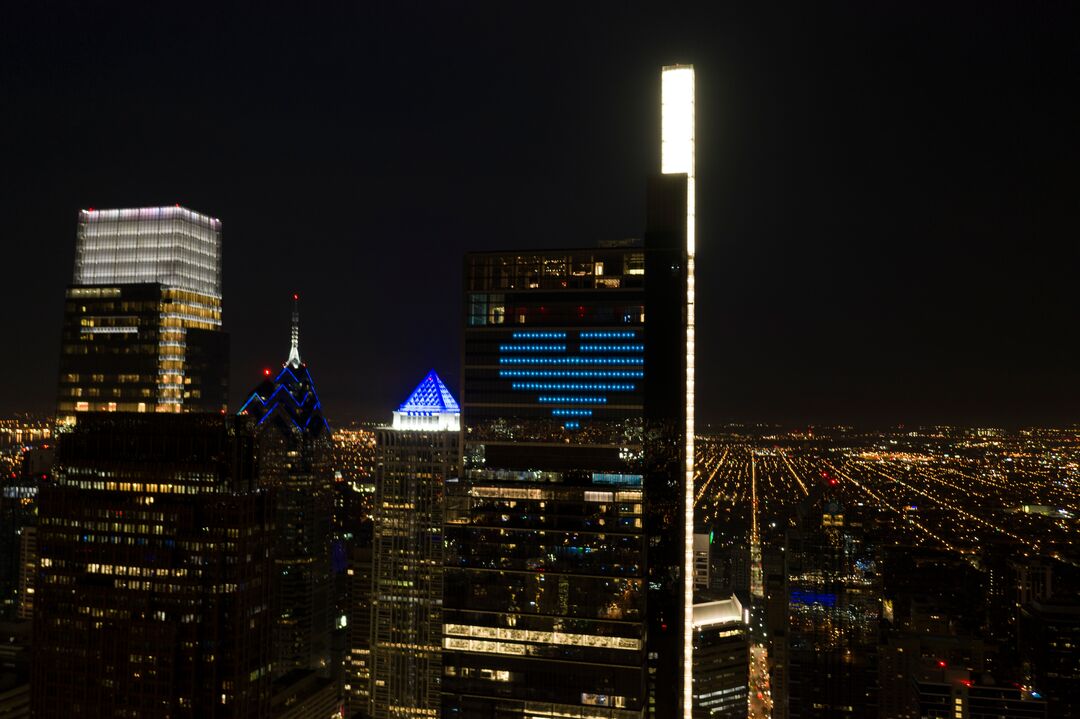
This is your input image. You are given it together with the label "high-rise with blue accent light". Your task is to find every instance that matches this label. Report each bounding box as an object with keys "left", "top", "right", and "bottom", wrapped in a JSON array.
[
  {"left": 367, "top": 370, "right": 459, "bottom": 719},
  {"left": 238, "top": 296, "right": 334, "bottom": 681},
  {"left": 444, "top": 65, "right": 696, "bottom": 712}
]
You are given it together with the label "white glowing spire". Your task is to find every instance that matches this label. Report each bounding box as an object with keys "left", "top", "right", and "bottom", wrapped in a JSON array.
[
  {"left": 662, "top": 62, "right": 696, "bottom": 719},
  {"left": 287, "top": 293, "right": 302, "bottom": 368}
]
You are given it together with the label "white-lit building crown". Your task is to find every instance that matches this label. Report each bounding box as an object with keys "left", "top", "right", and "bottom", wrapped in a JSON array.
[{"left": 75, "top": 206, "right": 222, "bottom": 299}]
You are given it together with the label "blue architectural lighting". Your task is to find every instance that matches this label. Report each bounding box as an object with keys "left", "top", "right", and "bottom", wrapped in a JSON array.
[
  {"left": 499, "top": 370, "right": 644, "bottom": 379},
  {"left": 537, "top": 397, "right": 607, "bottom": 404},
  {"left": 579, "top": 344, "right": 645, "bottom": 353},
  {"left": 397, "top": 370, "right": 461, "bottom": 417},
  {"left": 580, "top": 331, "right": 637, "bottom": 339},
  {"left": 511, "top": 382, "right": 635, "bottom": 392},
  {"left": 512, "top": 331, "right": 567, "bottom": 339},
  {"left": 499, "top": 357, "right": 643, "bottom": 365},
  {"left": 551, "top": 409, "right": 593, "bottom": 417},
  {"left": 498, "top": 344, "right": 567, "bottom": 352}
]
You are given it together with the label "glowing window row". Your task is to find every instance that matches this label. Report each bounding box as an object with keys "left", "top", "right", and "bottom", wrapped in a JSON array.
[
  {"left": 500, "top": 370, "right": 643, "bottom": 379},
  {"left": 579, "top": 344, "right": 644, "bottom": 352},
  {"left": 444, "top": 624, "right": 642, "bottom": 651},
  {"left": 511, "top": 382, "right": 634, "bottom": 392},
  {"left": 499, "top": 357, "right": 643, "bottom": 365},
  {"left": 511, "top": 331, "right": 567, "bottom": 339},
  {"left": 498, "top": 344, "right": 566, "bottom": 352},
  {"left": 580, "top": 331, "right": 637, "bottom": 339}
]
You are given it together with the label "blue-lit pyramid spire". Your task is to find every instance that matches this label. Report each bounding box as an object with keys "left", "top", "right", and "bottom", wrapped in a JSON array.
[
  {"left": 392, "top": 370, "right": 460, "bottom": 431},
  {"left": 237, "top": 294, "right": 330, "bottom": 437}
]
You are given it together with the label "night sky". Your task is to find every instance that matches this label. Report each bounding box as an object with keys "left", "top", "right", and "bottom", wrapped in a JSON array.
[{"left": 2, "top": 2, "right": 1076, "bottom": 426}]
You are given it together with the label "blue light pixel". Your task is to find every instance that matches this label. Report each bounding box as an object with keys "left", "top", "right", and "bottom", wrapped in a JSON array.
[
  {"left": 500, "top": 357, "right": 643, "bottom": 365},
  {"left": 551, "top": 409, "right": 593, "bottom": 417},
  {"left": 563, "top": 421, "right": 581, "bottom": 430},
  {"left": 579, "top": 344, "right": 644, "bottom": 353},
  {"left": 498, "top": 344, "right": 567, "bottom": 352},
  {"left": 511, "top": 382, "right": 635, "bottom": 391},
  {"left": 512, "top": 331, "right": 567, "bottom": 339},
  {"left": 500, "top": 370, "right": 644, "bottom": 379},
  {"left": 580, "top": 331, "right": 637, "bottom": 339}
]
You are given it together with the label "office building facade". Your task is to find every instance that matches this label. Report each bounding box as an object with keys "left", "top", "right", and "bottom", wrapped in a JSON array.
[
  {"left": 32, "top": 414, "right": 274, "bottom": 718},
  {"left": 442, "top": 65, "right": 696, "bottom": 719},
  {"left": 692, "top": 598, "right": 749, "bottom": 719},
  {"left": 57, "top": 206, "right": 227, "bottom": 423},
  {"left": 369, "top": 371, "right": 459, "bottom": 718}
]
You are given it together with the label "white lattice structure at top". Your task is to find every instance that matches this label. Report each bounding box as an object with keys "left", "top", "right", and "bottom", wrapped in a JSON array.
[{"left": 75, "top": 206, "right": 222, "bottom": 299}]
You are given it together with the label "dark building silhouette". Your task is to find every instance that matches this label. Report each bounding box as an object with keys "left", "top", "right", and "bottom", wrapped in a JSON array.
[
  {"left": 785, "top": 497, "right": 880, "bottom": 719},
  {"left": 57, "top": 207, "right": 228, "bottom": 424},
  {"left": 1020, "top": 599, "right": 1080, "bottom": 719},
  {"left": 32, "top": 413, "right": 273, "bottom": 718},
  {"left": 345, "top": 540, "right": 374, "bottom": 718},
  {"left": 237, "top": 298, "right": 334, "bottom": 680}
]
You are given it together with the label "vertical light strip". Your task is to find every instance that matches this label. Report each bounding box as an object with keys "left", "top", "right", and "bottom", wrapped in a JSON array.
[{"left": 661, "top": 63, "right": 695, "bottom": 719}]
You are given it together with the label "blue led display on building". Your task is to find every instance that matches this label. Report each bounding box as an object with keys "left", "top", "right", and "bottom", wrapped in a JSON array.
[
  {"left": 498, "top": 344, "right": 567, "bottom": 353},
  {"left": 499, "top": 357, "right": 643, "bottom": 365},
  {"left": 579, "top": 331, "right": 637, "bottom": 339},
  {"left": 500, "top": 370, "right": 644, "bottom": 379},
  {"left": 511, "top": 382, "right": 635, "bottom": 392},
  {"left": 512, "top": 331, "right": 567, "bottom": 339},
  {"left": 579, "top": 344, "right": 645, "bottom": 353},
  {"left": 499, "top": 330, "right": 645, "bottom": 425}
]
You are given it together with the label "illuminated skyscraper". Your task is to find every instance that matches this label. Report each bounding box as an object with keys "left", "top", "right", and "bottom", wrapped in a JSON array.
[
  {"left": 442, "top": 64, "right": 696, "bottom": 719},
  {"left": 237, "top": 297, "right": 334, "bottom": 679},
  {"left": 692, "top": 598, "right": 750, "bottom": 719},
  {"left": 368, "top": 371, "right": 459, "bottom": 719},
  {"left": 57, "top": 207, "right": 227, "bottom": 424},
  {"left": 32, "top": 413, "right": 274, "bottom": 718}
]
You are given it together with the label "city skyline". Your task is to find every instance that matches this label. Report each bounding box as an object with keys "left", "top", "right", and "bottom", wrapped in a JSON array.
[{"left": 2, "top": 3, "right": 1077, "bottom": 426}]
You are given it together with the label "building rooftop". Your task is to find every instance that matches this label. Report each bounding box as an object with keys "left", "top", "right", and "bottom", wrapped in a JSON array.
[
  {"left": 693, "top": 596, "right": 744, "bottom": 629},
  {"left": 392, "top": 370, "right": 460, "bottom": 431}
]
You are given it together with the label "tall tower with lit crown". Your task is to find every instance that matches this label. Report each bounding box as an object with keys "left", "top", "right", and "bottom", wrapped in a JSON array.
[
  {"left": 368, "top": 371, "right": 459, "bottom": 718},
  {"left": 661, "top": 62, "right": 697, "bottom": 719},
  {"left": 238, "top": 296, "right": 334, "bottom": 679},
  {"left": 442, "top": 63, "right": 696, "bottom": 719}
]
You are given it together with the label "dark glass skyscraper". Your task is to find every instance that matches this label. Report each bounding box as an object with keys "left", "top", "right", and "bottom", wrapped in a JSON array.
[
  {"left": 32, "top": 413, "right": 274, "bottom": 718},
  {"left": 442, "top": 65, "right": 697, "bottom": 719},
  {"left": 57, "top": 207, "right": 227, "bottom": 424},
  {"left": 237, "top": 298, "right": 334, "bottom": 679}
]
